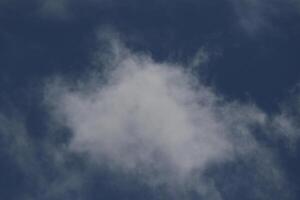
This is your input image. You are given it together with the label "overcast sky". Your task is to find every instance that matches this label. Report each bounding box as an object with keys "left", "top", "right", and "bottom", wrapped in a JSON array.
[{"left": 1, "top": 1, "right": 300, "bottom": 200}]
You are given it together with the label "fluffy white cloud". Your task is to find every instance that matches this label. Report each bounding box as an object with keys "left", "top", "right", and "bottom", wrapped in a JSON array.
[
  {"left": 45, "top": 39, "right": 295, "bottom": 197},
  {"left": 50, "top": 57, "right": 232, "bottom": 176}
]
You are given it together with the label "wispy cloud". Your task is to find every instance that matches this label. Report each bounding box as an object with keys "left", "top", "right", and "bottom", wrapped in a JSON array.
[
  {"left": 229, "top": 0, "right": 299, "bottom": 35},
  {"left": 38, "top": 0, "right": 70, "bottom": 19},
  {"left": 0, "top": 111, "right": 86, "bottom": 200},
  {"left": 230, "top": 0, "right": 272, "bottom": 34}
]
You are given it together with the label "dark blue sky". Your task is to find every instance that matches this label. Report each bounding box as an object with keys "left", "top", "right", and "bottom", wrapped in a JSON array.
[{"left": 0, "top": 1, "right": 300, "bottom": 200}]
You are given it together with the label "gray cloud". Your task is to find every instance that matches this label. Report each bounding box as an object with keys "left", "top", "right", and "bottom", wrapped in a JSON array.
[
  {"left": 38, "top": 0, "right": 70, "bottom": 19},
  {"left": 0, "top": 113, "right": 34, "bottom": 172},
  {"left": 229, "top": 0, "right": 299, "bottom": 35},
  {"left": 0, "top": 112, "right": 86, "bottom": 200},
  {"left": 229, "top": 0, "right": 272, "bottom": 34},
  {"left": 36, "top": 0, "right": 113, "bottom": 19}
]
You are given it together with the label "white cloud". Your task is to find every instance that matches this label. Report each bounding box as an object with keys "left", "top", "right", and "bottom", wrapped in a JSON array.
[
  {"left": 0, "top": 34, "right": 297, "bottom": 198},
  {"left": 44, "top": 38, "right": 298, "bottom": 199},
  {"left": 47, "top": 53, "right": 233, "bottom": 177}
]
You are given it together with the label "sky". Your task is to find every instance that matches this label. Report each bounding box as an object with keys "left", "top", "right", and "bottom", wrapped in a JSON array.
[{"left": 0, "top": 0, "right": 300, "bottom": 200}]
